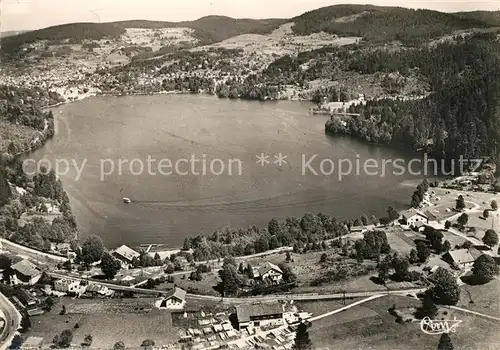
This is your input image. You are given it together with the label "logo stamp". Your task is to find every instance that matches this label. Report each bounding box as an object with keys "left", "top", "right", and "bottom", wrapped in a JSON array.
[{"left": 420, "top": 316, "right": 462, "bottom": 335}]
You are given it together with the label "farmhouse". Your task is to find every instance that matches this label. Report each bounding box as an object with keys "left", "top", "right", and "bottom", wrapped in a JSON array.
[
  {"left": 10, "top": 260, "right": 42, "bottom": 286},
  {"left": 251, "top": 262, "right": 283, "bottom": 284},
  {"left": 155, "top": 287, "right": 187, "bottom": 309},
  {"left": 54, "top": 278, "right": 80, "bottom": 293},
  {"left": 85, "top": 283, "right": 112, "bottom": 296},
  {"left": 400, "top": 208, "right": 428, "bottom": 227},
  {"left": 234, "top": 301, "right": 284, "bottom": 330},
  {"left": 112, "top": 244, "right": 140, "bottom": 267},
  {"left": 443, "top": 248, "right": 482, "bottom": 268}
]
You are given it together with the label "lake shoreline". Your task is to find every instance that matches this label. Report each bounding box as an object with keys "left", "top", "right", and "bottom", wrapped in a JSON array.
[{"left": 28, "top": 94, "right": 430, "bottom": 250}]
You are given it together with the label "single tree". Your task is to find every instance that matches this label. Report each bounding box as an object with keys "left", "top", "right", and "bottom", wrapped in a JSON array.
[
  {"left": 409, "top": 249, "right": 418, "bottom": 264},
  {"left": 286, "top": 251, "right": 292, "bottom": 262},
  {"left": 10, "top": 334, "right": 23, "bottom": 349},
  {"left": 182, "top": 237, "right": 191, "bottom": 250},
  {"left": 80, "top": 235, "right": 105, "bottom": 265},
  {"left": 457, "top": 213, "right": 468, "bottom": 228},
  {"left": 113, "top": 341, "right": 126, "bottom": 350},
  {"left": 293, "top": 322, "right": 312, "bottom": 350},
  {"left": 83, "top": 334, "right": 93, "bottom": 347},
  {"left": 437, "top": 333, "right": 454, "bottom": 350},
  {"left": 429, "top": 267, "right": 460, "bottom": 305},
  {"left": 141, "top": 339, "right": 155, "bottom": 347},
  {"left": 238, "top": 262, "right": 245, "bottom": 274},
  {"left": 42, "top": 296, "right": 55, "bottom": 311},
  {"left": 100, "top": 252, "right": 122, "bottom": 279},
  {"left": 387, "top": 206, "right": 399, "bottom": 221},
  {"left": 491, "top": 200, "right": 498, "bottom": 211},
  {"left": 483, "top": 229, "right": 499, "bottom": 248},
  {"left": 444, "top": 221, "right": 451, "bottom": 229},
  {"left": 377, "top": 261, "right": 390, "bottom": 282},
  {"left": 472, "top": 254, "right": 499, "bottom": 283},
  {"left": 456, "top": 195, "right": 465, "bottom": 211},
  {"left": 268, "top": 217, "right": 281, "bottom": 236},
  {"left": 360, "top": 214, "right": 369, "bottom": 226},
  {"left": 391, "top": 253, "right": 409, "bottom": 280},
  {"left": 319, "top": 253, "right": 328, "bottom": 263},
  {"left": 56, "top": 329, "right": 73, "bottom": 348},
  {"left": 483, "top": 209, "right": 490, "bottom": 218},
  {"left": 415, "top": 293, "right": 438, "bottom": 319},
  {"left": 443, "top": 240, "right": 451, "bottom": 252},
  {"left": 20, "top": 313, "right": 31, "bottom": 331},
  {"left": 416, "top": 242, "right": 431, "bottom": 263},
  {"left": 218, "top": 262, "right": 242, "bottom": 296}
]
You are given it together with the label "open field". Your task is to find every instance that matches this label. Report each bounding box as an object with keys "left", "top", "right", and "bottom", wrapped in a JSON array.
[
  {"left": 29, "top": 312, "right": 178, "bottom": 348},
  {"left": 28, "top": 297, "right": 180, "bottom": 348},
  {"left": 429, "top": 187, "right": 499, "bottom": 218},
  {"left": 387, "top": 229, "right": 416, "bottom": 254},
  {"left": 297, "top": 298, "right": 365, "bottom": 316},
  {"left": 307, "top": 295, "right": 500, "bottom": 349},
  {"left": 156, "top": 271, "right": 221, "bottom": 296},
  {"left": 458, "top": 279, "right": 500, "bottom": 316},
  {"left": 193, "top": 22, "right": 360, "bottom": 59}
]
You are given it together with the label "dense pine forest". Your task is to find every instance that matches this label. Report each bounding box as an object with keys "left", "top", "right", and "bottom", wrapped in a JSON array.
[{"left": 325, "top": 33, "right": 500, "bottom": 161}]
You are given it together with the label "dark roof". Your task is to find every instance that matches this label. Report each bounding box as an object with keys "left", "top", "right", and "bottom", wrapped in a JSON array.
[
  {"left": 258, "top": 262, "right": 283, "bottom": 276},
  {"left": 235, "top": 302, "right": 283, "bottom": 323},
  {"left": 401, "top": 208, "right": 427, "bottom": 219},
  {"left": 11, "top": 260, "right": 41, "bottom": 278},
  {"left": 423, "top": 210, "right": 438, "bottom": 221},
  {"left": 165, "top": 287, "right": 186, "bottom": 301}
]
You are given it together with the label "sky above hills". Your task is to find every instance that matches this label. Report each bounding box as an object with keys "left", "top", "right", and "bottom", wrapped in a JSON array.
[{"left": 1, "top": 0, "right": 499, "bottom": 32}]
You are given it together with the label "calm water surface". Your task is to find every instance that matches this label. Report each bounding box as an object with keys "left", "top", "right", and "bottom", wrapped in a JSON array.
[{"left": 29, "top": 94, "right": 423, "bottom": 248}]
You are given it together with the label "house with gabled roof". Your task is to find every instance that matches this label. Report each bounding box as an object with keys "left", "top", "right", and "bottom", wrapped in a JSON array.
[
  {"left": 112, "top": 244, "right": 140, "bottom": 267},
  {"left": 155, "top": 287, "right": 187, "bottom": 309},
  {"left": 400, "top": 208, "right": 428, "bottom": 228},
  {"left": 250, "top": 262, "right": 283, "bottom": 284},
  {"left": 443, "top": 248, "right": 482, "bottom": 269},
  {"left": 10, "top": 259, "right": 42, "bottom": 286},
  {"left": 234, "top": 301, "right": 284, "bottom": 330}
]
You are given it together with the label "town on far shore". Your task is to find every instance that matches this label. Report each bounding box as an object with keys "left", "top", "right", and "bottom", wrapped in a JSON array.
[{"left": 1, "top": 170, "right": 499, "bottom": 349}]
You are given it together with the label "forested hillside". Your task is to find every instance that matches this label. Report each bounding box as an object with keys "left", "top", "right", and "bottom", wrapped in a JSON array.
[
  {"left": 0, "top": 23, "right": 125, "bottom": 55},
  {"left": 326, "top": 33, "right": 500, "bottom": 161},
  {"left": 454, "top": 11, "right": 500, "bottom": 26},
  {"left": 292, "top": 5, "right": 491, "bottom": 44},
  {"left": 0, "top": 17, "right": 285, "bottom": 56}
]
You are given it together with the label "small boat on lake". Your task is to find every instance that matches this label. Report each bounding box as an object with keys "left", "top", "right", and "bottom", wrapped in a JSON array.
[{"left": 123, "top": 197, "right": 131, "bottom": 203}]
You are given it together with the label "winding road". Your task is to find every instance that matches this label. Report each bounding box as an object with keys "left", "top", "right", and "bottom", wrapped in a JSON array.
[{"left": 0, "top": 292, "right": 21, "bottom": 350}]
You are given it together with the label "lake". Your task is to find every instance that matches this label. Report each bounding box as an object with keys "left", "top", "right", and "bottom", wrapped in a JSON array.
[{"left": 29, "top": 94, "right": 424, "bottom": 248}]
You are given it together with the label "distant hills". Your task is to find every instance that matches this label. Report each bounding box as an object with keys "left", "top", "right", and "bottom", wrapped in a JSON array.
[
  {"left": 1, "top": 5, "right": 499, "bottom": 54},
  {"left": 0, "top": 30, "right": 28, "bottom": 38},
  {"left": 291, "top": 5, "right": 492, "bottom": 44},
  {"left": 0, "top": 16, "right": 286, "bottom": 55},
  {"left": 454, "top": 11, "right": 500, "bottom": 26},
  {"left": 112, "top": 16, "right": 286, "bottom": 43}
]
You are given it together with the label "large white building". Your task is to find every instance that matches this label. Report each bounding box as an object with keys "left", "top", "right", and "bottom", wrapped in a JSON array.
[
  {"left": 10, "top": 260, "right": 42, "bottom": 286},
  {"left": 54, "top": 278, "right": 80, "bottom": 293},
  {"left": 235, "top": 302, "right": 284, "bottom": 330},
  {"left": 401, "top": 208, "right": 429, "bottom": 227}
]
